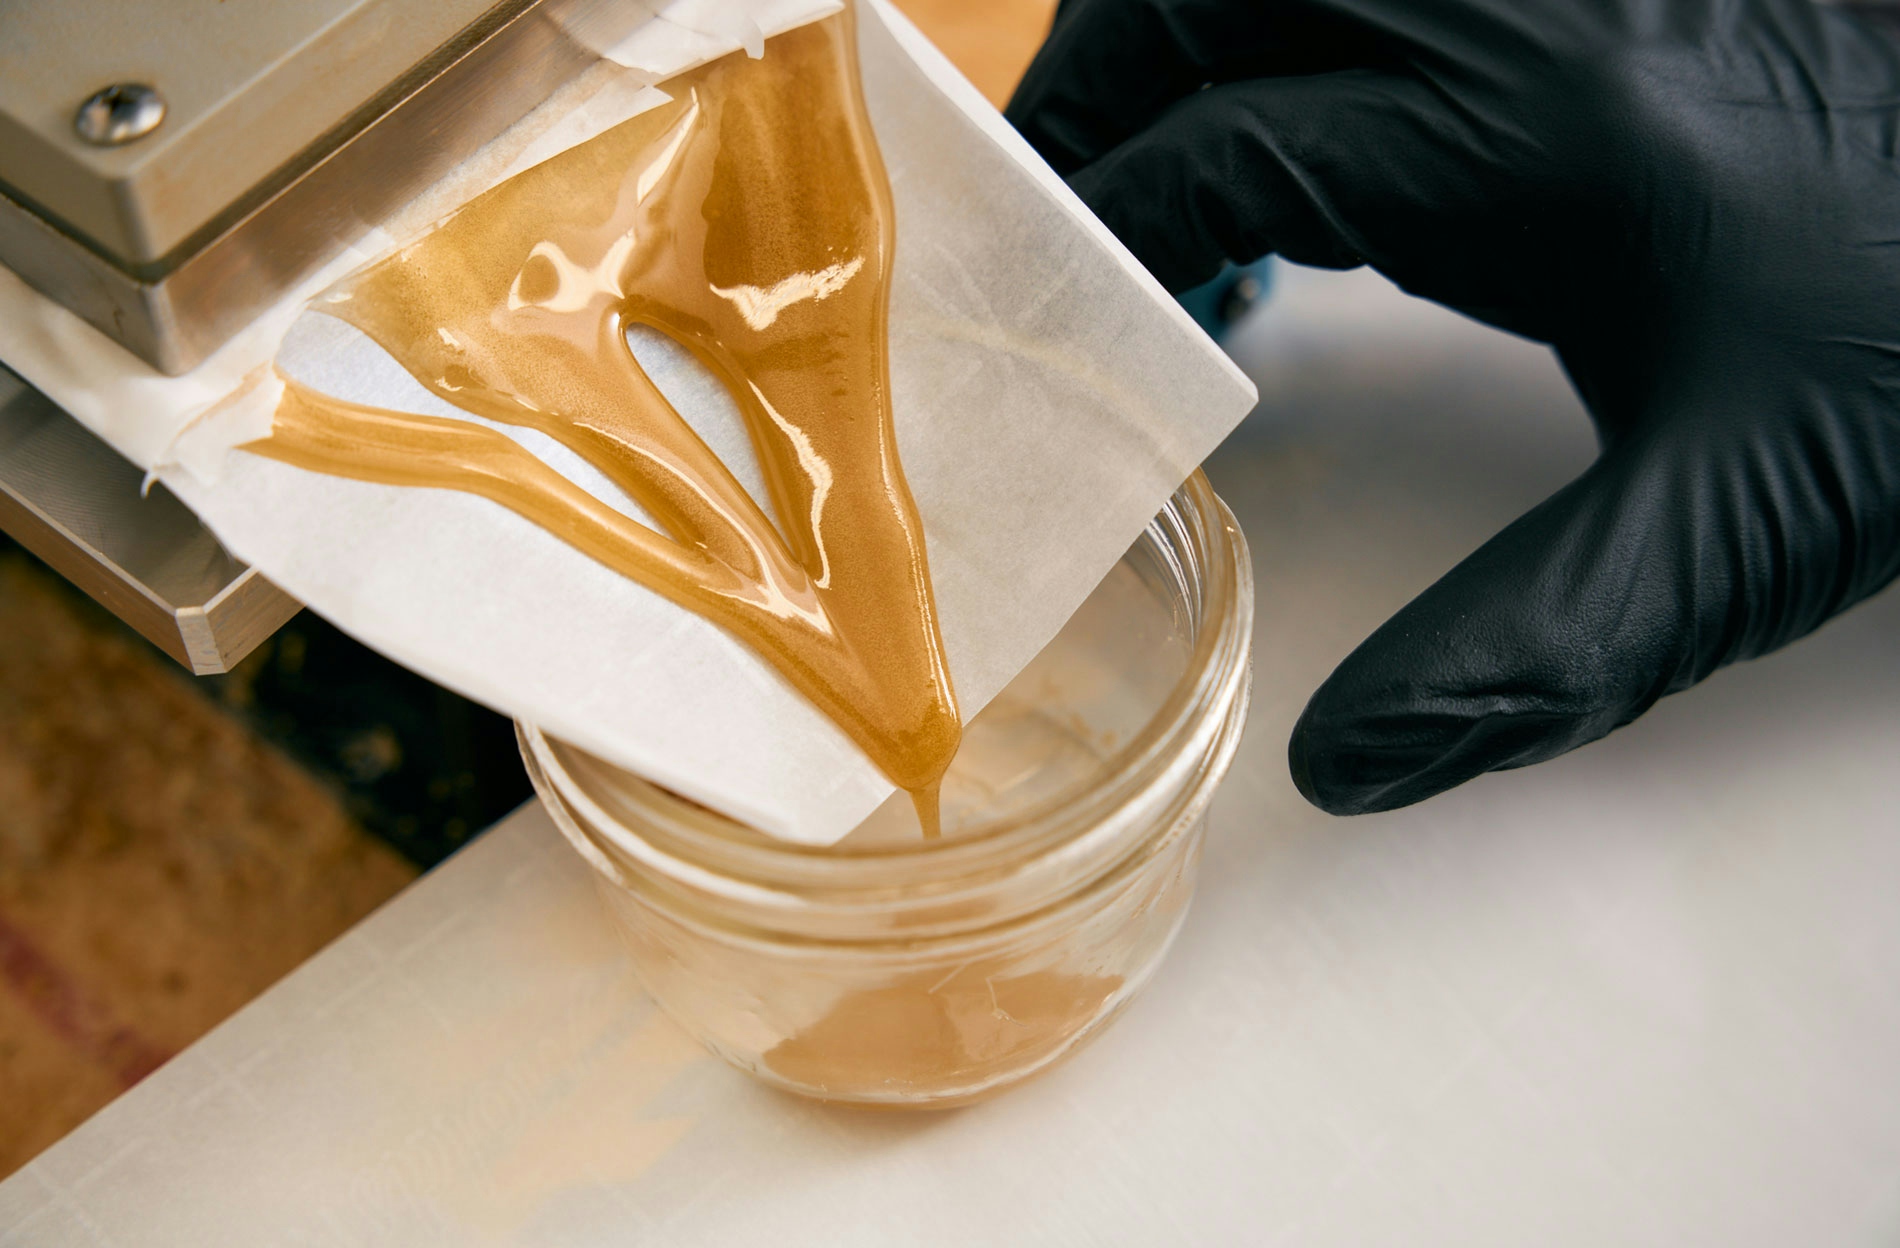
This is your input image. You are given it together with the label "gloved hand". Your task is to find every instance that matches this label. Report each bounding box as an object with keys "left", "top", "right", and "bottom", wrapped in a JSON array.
[{"left": 1008, "top": 0, "right": 1900, "bottom": 814}]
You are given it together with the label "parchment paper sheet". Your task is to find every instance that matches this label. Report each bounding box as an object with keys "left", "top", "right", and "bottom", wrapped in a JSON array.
[{"left": 0, "top": 0, "right": 1255, "bottom": 844}]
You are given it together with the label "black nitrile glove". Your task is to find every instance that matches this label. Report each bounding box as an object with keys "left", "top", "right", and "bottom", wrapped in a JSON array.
[{"left": 1008, "top": 0, "right": 1900, "bottom": 815}]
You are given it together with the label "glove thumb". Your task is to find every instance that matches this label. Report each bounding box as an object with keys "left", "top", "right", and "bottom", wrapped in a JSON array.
[{"left": 1289, "top": 433, "right": 1715, "bottom": 814}]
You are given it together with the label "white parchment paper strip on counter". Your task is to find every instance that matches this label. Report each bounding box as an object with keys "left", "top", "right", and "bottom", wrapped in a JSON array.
[{"left": 0, "top": 0, "right": 1256, "bottom": 845}]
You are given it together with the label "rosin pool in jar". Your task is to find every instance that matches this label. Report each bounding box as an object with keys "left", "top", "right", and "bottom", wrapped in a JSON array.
[{"left": 519, "top": 471, "right": 1253, "bottom": 1108}]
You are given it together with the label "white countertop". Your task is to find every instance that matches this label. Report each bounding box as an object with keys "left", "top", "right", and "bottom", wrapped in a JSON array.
[{"left": 5, "top": 266, "right": 1898, "bottom": 1246}]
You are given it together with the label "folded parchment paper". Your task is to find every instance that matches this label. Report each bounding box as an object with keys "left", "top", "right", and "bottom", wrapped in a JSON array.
[{"left": 0, "top": 0, "right": 1255, "bottom": 845}]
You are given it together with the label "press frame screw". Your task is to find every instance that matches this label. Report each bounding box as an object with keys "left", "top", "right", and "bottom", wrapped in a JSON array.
[{"left": 74, "top": 83, "right": 166, "bottom": 147}]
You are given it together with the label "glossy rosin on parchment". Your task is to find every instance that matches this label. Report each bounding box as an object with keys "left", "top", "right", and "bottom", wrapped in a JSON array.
[{"left": 244, "top": 6, "right": 961, "bottom": 835}]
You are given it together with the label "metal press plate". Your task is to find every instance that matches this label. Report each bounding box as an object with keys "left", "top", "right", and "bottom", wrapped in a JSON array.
[
  {"left": 0, "top": 0, "right": 651, "bottom": 374},
  {"left": 0, "top": 363, "right": 302, "bottom": 673},
  {"left": 0, "top": 0, "right": 507, "bottom": 265}
]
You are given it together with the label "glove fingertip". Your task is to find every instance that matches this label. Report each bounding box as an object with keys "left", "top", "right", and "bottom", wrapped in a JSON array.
[
  {"left": 1285, "top": 712, "right": 1334, "bottom": 812},
  {"left": 1287, "top": 695, "right": 1428, "bottom": 817}
]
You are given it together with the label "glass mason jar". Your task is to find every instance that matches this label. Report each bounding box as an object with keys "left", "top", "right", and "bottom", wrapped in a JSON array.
[{"left": 520, "top": 470, "right": 1253, "bottom": 1108}]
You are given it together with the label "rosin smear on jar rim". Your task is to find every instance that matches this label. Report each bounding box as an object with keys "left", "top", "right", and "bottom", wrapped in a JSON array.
[{"left": 520, "top": 471, "right": 1254, "bottom": 1108}]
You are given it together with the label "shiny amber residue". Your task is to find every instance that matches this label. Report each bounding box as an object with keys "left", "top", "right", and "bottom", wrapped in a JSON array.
[
  {"left": 763, "top": 965, "right": 1124, "bottom": 1100},
  {"left": 247, "top": 9, "right": 961, "bottom": 825}
]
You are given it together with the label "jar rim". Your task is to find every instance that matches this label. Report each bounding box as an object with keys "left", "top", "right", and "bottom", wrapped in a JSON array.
[{"left": 521, "top": 469, "right": 1252, "bottom": 899}]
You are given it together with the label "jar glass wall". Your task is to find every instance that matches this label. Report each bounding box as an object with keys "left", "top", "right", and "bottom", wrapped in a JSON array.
[{"left": 521, "top": 470, "right": 1253, "bottom": 1108}]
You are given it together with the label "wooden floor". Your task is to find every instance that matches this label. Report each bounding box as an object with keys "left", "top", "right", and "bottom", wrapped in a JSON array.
[
  {"left": 891, "top": 0, "right": 1056, "bottom": 109},
  {"left": 0, "top": 551, "right": 416, "bottom": 1176},
  {"left": 0, "top": 0, "right": 1055, "bottom": 1181}
]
